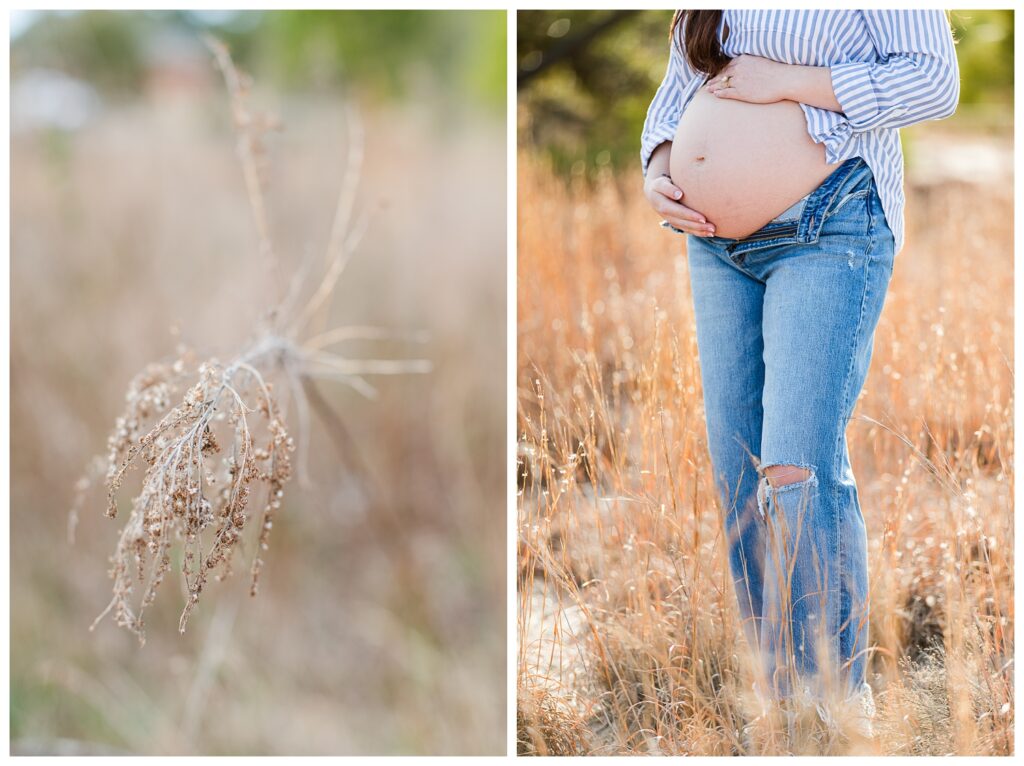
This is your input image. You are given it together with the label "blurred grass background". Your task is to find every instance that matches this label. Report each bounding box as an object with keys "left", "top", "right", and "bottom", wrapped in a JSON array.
[{"left": 11, "top": 10, "right": 506, "bottom": 756}]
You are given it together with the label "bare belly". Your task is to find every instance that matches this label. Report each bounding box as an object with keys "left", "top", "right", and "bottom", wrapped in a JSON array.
[{"left": 670, "top": 87, "right": 838, "bottom": 239}]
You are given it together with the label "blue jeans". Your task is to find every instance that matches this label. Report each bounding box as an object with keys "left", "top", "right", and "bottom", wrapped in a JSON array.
[{"left": 682, "top": 158, "right": 894, "bottom": 703}]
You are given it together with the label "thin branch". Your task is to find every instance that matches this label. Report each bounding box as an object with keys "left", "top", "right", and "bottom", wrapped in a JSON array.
[
  {"left": 302, "top": 350, "right": 432, "bottom": 376},
  {"left": 203, "top": 34, "right": 282, "bottom": 306},
  {"left": 289, "top": 206, "right": 373, "bottom": 335},
  {"left": 304, "top": 325, "right": 430, "bottom": 349},
  {"left": 314, "top": 103, "right": 365, "bottom": 334}
]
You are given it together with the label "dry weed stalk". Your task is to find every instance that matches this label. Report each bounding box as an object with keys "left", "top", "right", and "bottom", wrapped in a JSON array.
[{"left": 80, "top": 37, "right": 429, "bottom": 644}]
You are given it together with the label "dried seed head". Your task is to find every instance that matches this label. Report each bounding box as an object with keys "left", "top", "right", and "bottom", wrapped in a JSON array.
[{"left": 91, "top": 346, "right": 295, "bottom": 643}]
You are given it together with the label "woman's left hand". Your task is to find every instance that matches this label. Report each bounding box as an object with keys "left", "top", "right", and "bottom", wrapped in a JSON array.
[{"left": 705, "top": 54, "right": 792, "bottom": 104}]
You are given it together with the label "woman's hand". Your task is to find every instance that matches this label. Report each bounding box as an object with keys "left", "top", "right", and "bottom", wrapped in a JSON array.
[
  {"left": 705, "top": 54, "right": 843, "bottom": 112},
  {"left": 644, "top": 173, "right": 716, "bottom": 237},
  {"left": 705, "top": 54, "right": 792, "bottom": 104}
]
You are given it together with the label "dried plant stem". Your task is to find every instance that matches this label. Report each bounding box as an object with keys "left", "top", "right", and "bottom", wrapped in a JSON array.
[
  {"left": 203, "top": 34, "right": 282, "bottom": 308},
  {"left": 80, "top": 37, "right": 431, "bottom": 644},
  {"left": 288, "top": 205, "right": 373, "bottom": 336},
  {"left": 310, "top": 104, "right": 365, "bottom": 335},
  {"left": 304, "top": 325, "right": 430, "bottom": 350}
]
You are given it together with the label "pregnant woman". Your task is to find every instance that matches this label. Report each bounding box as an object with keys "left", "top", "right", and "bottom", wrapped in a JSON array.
[{"left": 641, "top": 9, "right": 959, "bottom": 734}]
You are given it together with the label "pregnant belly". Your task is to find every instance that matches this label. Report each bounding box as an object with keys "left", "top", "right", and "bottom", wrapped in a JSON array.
[{"left": 670, "top": 87, "right": 838, "bottom": 239}]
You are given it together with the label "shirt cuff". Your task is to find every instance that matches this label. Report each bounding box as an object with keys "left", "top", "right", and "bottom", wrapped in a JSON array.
[
  {"left": 829, "top": 60, "right": 880, "bottom": 130},
  {"left": 800, "top": 104, "right": 855, "bottom": 165},
  {"left": 640, "top": 114, "right": 680, "bottom": 176}
]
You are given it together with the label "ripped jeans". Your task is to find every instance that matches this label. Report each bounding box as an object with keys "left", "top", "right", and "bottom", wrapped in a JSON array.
[{"left": 682, "top": 158, "right": 894, "bottom": 703}]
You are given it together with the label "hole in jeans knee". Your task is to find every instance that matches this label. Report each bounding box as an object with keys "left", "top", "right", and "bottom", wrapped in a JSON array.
[
  {"left": 763, "top": 463, "right": 814, "bottom": 488},
  {"left": 756, "top": 463, "right": 818, "bottom": 520}
]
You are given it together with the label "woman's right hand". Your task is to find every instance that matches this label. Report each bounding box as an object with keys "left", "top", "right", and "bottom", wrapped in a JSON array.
[{"left": 644, "top": 174, "right": 716, "bottom": 237}]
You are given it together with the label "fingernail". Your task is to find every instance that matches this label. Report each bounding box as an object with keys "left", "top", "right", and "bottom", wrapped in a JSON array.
[{"left": 674, "top": 190, "right": 682, "bottom": 199}]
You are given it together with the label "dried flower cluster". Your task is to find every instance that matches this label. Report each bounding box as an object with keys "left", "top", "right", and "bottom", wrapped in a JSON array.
[
  {"left": 79, "top": 38, "right": 429, "bottom": 644},
  {"left": 94, "top": 347, "right": 294, "bottom": 639}
]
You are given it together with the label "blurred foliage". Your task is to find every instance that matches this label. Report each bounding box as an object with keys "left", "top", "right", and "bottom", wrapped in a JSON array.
[
  {"left": 10, "top": 10, "right": 505, "bottom": 112},
  {"left": 948, "top": 10, "right": 1014, "bottom": 111},
  {"left": 11, "top": 11, "right": 151, "bottom": 93},
  {"left": 518, "top": 10, "right": 664, "bottom": 175},
  {"left": 518, "top": 9, "right": 1013, "bottom": 175},
  {"left": 260, "top": 10, "right": 505, "bottom": 109}
]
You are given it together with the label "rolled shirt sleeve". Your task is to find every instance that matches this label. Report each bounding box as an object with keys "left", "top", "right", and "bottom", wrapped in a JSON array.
[
  {"left": 829, "top": 10, "right": 960, "bottom": 132},
  {"left": 640, "top": 36, "right": 702, "bottom": 177}
]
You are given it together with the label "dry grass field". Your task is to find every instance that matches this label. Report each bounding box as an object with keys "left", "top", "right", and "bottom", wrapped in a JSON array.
[
  {"left": 11, "top": 89, "right": 506, "bottom": 754},
  {"left": 517, "top": 134, "right": 1013, "bottom": 755}
]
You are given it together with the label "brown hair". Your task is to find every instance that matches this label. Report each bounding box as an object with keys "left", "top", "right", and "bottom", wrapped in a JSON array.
[{"left": 670, "top": 10, "right": 731, "bottom": 77}]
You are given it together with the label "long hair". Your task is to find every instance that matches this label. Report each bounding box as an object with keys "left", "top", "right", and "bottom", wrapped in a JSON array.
[{"left": 670, "top": 10, "right": 731, "bottom": 77}]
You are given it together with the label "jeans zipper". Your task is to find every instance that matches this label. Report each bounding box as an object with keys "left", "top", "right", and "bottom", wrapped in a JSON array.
[
  {"left": 725, "top": 221, "right": 800, "bottom": 253},
  {"left": 741, "top": 221, "right": 799, "bottom": 242}
]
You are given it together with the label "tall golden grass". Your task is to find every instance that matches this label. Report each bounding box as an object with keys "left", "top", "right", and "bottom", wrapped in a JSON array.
[{"left": 517, "top": 144, "right": 1013, "bottom": 756}]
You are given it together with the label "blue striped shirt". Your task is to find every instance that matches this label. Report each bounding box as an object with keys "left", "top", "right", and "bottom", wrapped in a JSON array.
[{"left": 640, "top": 10, "right": 960, "bottom": 254}]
